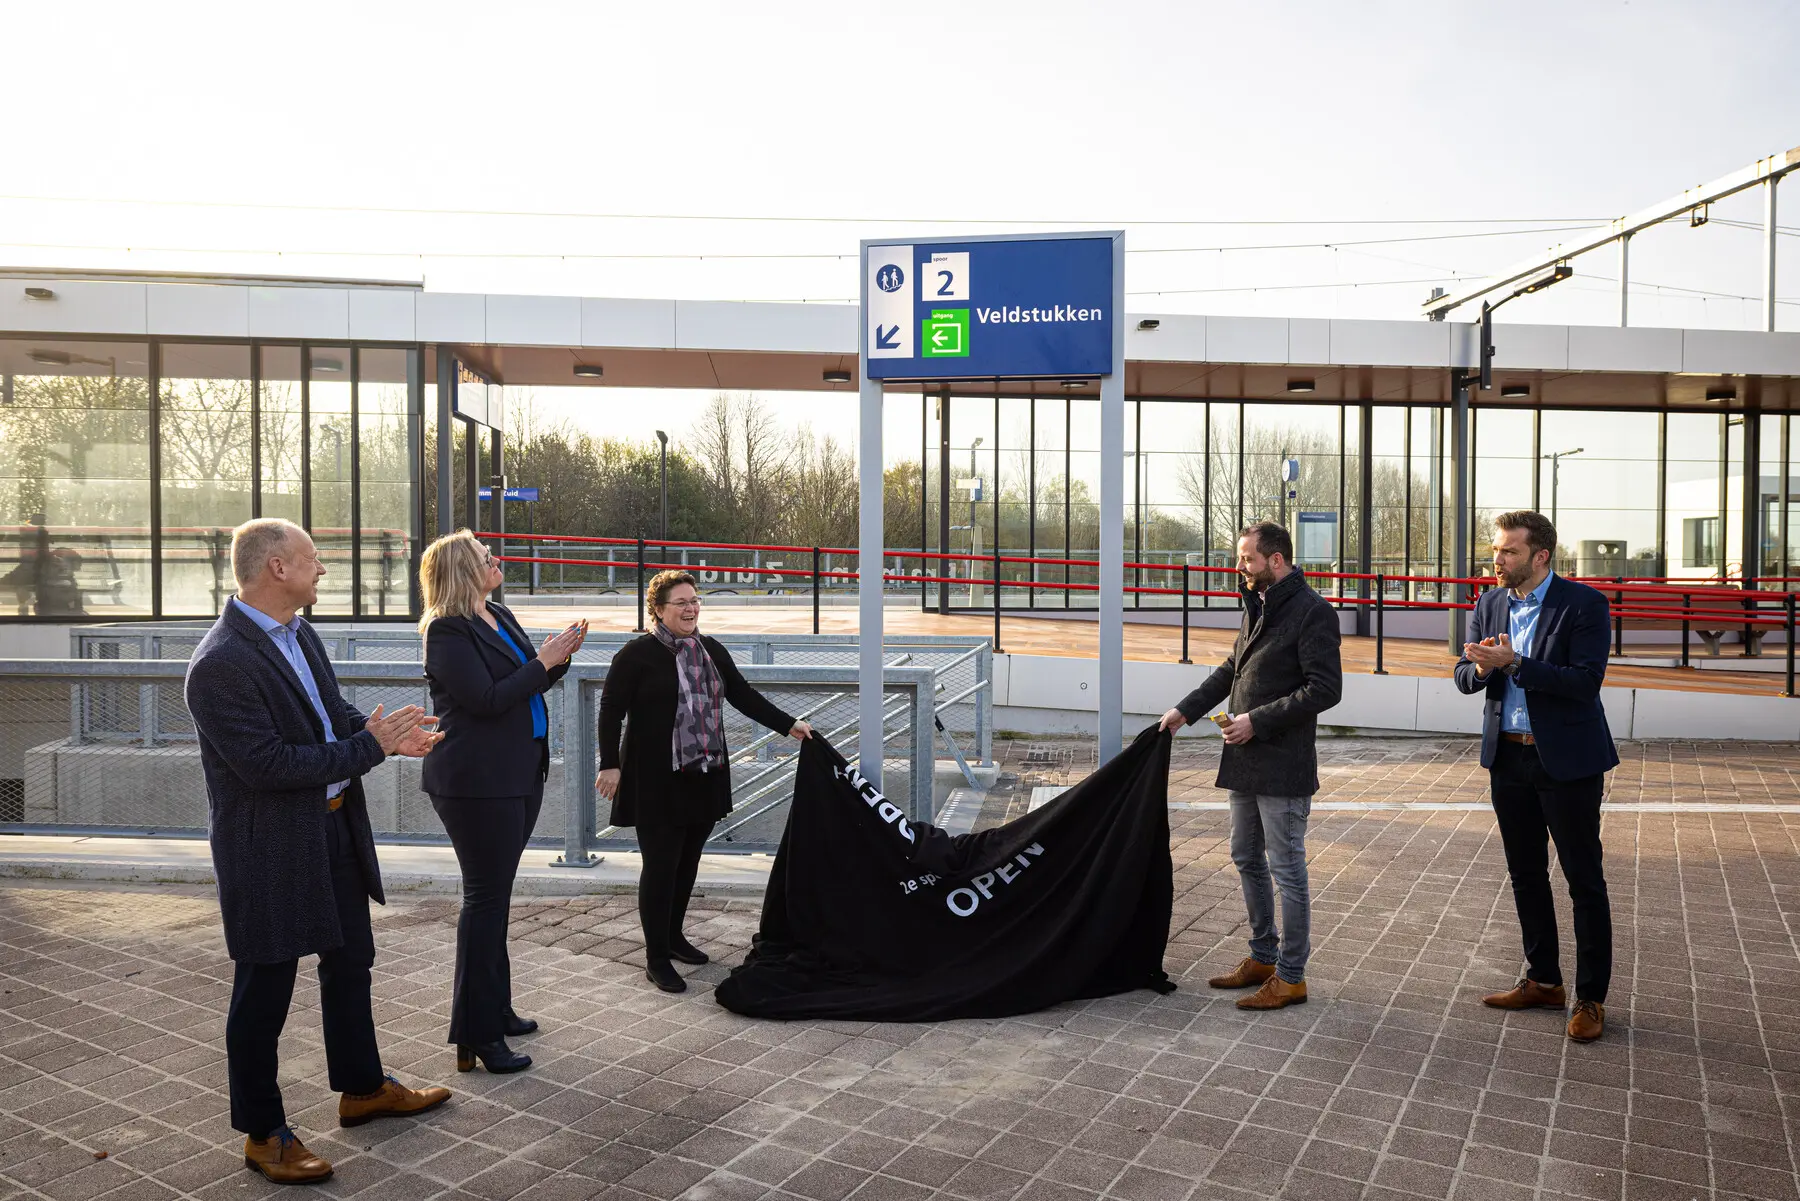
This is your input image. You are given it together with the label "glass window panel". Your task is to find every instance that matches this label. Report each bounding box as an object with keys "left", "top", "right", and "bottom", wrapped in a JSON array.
[
  {"left": 358, "top": 348, "right": 414, "bottom": 617},
  {"left": 1409, "top": 407, "right": 1445, "bottom": 598},
  {"left": 309, "top": 348, "right": 353, "bottom": 615},
  {"left": 1666, "top": 413, "right": 1726, "bottom": 581},
  {"left": 0, "top": 338, "right": 152, "bottom": 616},
  {"left": 259, "top": 346, "right": 303, "bottom": 526},
  {"left": 1242, "top": 403, "right": 1341, "bottom": 585},
  {"left": 996, "top": 395, "right": 1032, "bottom": 602},
  {"left": 1369, "top": 407, "right": 1407, "bottom": 578},
  {"left": 1207, "top": 402, "right": 1241, "bottom": 576},
  {"left": 1531, "top": 411, "right": 1660, "bottom": 581},
  {"left": 159, "top": 343, "right": 252, "bottom": 615},
  {"left": 1031, "top": 397, "right": 1068, "bottom": 607},
  {"left": 1137, "top": 400, "right": 1207, "bottom": 609}
]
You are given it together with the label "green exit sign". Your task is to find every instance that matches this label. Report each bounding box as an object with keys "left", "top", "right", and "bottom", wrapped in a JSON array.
[{"left": 921, "top": 308, "right": 969, "bottom": 358}]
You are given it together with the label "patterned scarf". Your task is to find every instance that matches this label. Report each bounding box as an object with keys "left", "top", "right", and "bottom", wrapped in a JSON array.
[{"left": 652, "top": 621, "right": 726, "bottom": 771}]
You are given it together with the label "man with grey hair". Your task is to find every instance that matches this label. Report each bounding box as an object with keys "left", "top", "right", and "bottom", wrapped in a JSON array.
[{"left": 186, "top": 519, "right": 450, "bottom": 1184}]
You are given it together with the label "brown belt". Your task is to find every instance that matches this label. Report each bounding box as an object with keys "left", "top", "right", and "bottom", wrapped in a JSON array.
[
  {"left": 1502, "top": 732, "right": 1537, "bottom": 746},
  {"left": 327, "top": 794, "right": 344, "bottom": 812}
]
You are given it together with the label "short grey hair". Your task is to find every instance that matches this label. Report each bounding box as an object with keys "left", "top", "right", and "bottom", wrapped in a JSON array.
[{"left": 231, "top": 519, "right": 304, "bottom": 588}]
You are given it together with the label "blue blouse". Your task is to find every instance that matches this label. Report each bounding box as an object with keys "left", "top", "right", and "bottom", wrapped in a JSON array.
[{"left": 491, "top": 622, "right": 549, "bottom": 739}]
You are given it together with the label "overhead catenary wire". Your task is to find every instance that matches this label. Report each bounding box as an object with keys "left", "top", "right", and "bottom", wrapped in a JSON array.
[
  {"left": 0, "top": 192, "right": 1614, "bottom": 227},
  {"left": 0, "top": 225, "right": 1601, "bottom": 263}
]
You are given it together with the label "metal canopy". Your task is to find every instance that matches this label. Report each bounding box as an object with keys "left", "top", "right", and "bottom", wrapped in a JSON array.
[{"left": 1421, "top": 144, "right": 1800, "bottom": 324}]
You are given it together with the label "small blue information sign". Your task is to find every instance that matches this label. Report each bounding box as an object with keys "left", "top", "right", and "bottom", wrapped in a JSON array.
[
  {"left": 492, "top": 487, "right": 538, "bottom": 502},
  {"left": 864, "top": 236, "right": 1115, "bottom": 380}
]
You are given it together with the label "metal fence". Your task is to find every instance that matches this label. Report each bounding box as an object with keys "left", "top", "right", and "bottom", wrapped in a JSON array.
[
  {"left": 4, "top": 628, "right": 993, "bottom": 859},
  {"left": 68, "top": 624, "right": 994, "bottom": 780}
]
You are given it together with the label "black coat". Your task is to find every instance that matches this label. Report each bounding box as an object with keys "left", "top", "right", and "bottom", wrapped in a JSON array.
[
  {"left": 1454, "top": 575, "right": 1621, "bottom": 782},
  {"left": 185, "top": 602, "right": 387, "bottom": 964},
  {"left": 421, "top": 602, "right": 569, "bottom": 798},
  {"left": 598, "top": 633, "right": 796, "bottom": 827},
  {"left": 1175, "top": 570, "right": 1344, "bottom": 797}
]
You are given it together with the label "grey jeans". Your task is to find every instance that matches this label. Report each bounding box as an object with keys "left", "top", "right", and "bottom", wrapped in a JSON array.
[{"left": 1228, "top": 791, "right": 1313, "bottom": 983}]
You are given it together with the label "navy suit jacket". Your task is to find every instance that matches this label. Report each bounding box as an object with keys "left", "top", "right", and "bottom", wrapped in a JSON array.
[
  {"left": 1453, "top": 575, "right": 1620, "bottom": 782},
  {"left": 421, "top": 602, "right": 569, "bottom": 799},
  {"left": 185, "top": 602, "right": 388, "bottom": 963}
]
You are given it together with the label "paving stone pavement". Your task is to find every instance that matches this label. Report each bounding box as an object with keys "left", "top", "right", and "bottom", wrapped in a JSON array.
[{"left": 6, "top": 738, "right": 1800, "bottom": 1201}]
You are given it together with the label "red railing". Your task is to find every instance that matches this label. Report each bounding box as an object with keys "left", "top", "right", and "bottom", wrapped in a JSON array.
[{"left": 478, "top": 530, "right": 1798, "bottom": 696}]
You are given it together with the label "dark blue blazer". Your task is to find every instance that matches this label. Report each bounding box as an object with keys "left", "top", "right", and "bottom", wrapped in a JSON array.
[
  {"left": 421, "top": 602, "right": 569, "bottom": 799},
  {"left": 1453, "top": 574, "right": 1621, "bottom": 782},
  {"left": 185, "top": 602, "right": 388, "bottom": 964}
]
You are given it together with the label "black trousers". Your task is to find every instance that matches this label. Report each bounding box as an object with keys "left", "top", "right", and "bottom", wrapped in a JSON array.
[
  {"left": 1490, "top": 739, "right": 1613, "bottom": 1004},
  {"left": 431, "top": 776, "right": 544, "bottom": 1045},
  {"left": 226, "top": 805, "right": 384, "bottom": 1140},
  {"left": 636, "top": 821, "right": 712, "bottom": 965}
]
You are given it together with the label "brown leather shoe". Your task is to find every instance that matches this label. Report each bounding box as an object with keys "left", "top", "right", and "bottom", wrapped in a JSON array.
[
  {"left": 1482, "top": 978, "right": 1567, "bottom": 1010},
  {"left": 1208, "top": 957, "right": 1277, "bottom": 990},
  {"left": 1567, "top": 1000, "right": 1605, "bottom": 1042},
  {"left": 244, "top": 1126, "right": 332, "bottom": 1184},
  {"left": 337, "top": 1075, "right": 451, "bottom": 1128},
  {"left": 1237, "top": 976, "right": 1307, "bottom": 1010}
]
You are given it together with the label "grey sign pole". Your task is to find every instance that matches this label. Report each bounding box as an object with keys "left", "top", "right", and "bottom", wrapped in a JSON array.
[
  {"left": 857, "top": 368, "right": 885, "bottom": 790},
  {"left": 1098, "top": 231, "right": 1126, "bottom": 763}
]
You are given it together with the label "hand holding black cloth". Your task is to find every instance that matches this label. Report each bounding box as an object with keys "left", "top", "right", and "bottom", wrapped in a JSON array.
[{"left": 715, "top": 725, "right": 1177, "bottom": 1021}]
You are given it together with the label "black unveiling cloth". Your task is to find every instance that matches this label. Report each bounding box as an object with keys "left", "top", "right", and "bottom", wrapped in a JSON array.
[{"left": 715, "top": 726, "right": 1177, "bottom": 1021}]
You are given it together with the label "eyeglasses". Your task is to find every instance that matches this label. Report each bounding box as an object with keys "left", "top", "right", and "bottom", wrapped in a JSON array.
[{"left": 666, "top": 597, "right": 703, "bottom": 610}]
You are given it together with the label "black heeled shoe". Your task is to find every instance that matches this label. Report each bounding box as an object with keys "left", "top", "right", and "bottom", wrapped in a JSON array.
[
  {"left": 646, "top": 960, "right": 687, "bottom": 993},
  {"left": 668, "top": 936, "right": 709, "bottom": 966},
  {"left": 456, "top": 1040, "right": 531, "bottom": 1074},
  {"left": 502, "top": 1009, "right": 539, "bottom": 1037}
]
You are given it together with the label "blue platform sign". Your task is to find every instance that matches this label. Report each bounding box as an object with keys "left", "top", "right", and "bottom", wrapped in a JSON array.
[
  {"left": 863, "top": 235, "right": 1116, "bottom": 380},
  {"left": 498, "top": 487, "right": 538, "bottom": 502}
]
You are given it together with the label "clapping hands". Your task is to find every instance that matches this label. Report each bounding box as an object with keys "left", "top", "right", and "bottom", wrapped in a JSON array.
[
  {"left": 537, "top": 619, "right": 588, "bottom": 668},
  {"left": 365, "top": 703, "right": 443, "bottom": 758}
]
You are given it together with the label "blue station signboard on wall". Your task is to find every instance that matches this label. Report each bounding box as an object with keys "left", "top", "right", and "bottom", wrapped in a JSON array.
[{"left": 862, "top": 236, "right": 1115, "bottom": 381}]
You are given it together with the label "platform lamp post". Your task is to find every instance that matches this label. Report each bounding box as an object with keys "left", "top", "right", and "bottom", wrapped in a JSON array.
[
  {"left": 1543, "top": 447, "right": 1584, "bottom": 529},
  {"left": 1450, "top": 261, "right": 1575, "bottom": 651}
]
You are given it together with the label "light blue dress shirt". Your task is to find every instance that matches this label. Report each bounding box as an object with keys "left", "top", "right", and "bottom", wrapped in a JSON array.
[
  {"left": 1501, "top": 572, "right": 1554, "bottom": 735},
  {"left": 232, "top": 597, "right": 349, "bottom": 799}
]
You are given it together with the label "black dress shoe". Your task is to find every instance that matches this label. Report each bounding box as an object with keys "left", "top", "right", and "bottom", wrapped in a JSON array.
[
  {"left": 668, "top": 937, "right": 709, "bottom": 966},
  {"left": 456, "top": 1040, "right": 531, "bottom": 1074},
  {"left": 646, "top": 960, "right": 687, "bottom": 993},
  {"left": 502, "top": 1010, "right": 539, "bottom": 1037}
]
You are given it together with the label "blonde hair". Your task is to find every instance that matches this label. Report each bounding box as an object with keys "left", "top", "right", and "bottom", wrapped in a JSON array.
[
  {"left": 418, "top": 530, "right": 492, "bottom": 639},
  {"left": 646, "top": 569, "right": 699, "bottom": 625}
]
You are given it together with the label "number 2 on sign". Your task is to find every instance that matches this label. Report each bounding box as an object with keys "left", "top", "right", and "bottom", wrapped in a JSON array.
[{"left": 923, "top": 252, "right": 969, "bottom": 301}]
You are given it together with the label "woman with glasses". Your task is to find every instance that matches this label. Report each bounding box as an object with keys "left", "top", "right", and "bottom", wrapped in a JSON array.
[
  {"left": 419, "top": 531, "right": 586, "bottom": 1072},
  {"left": 597, "top": 570, "right": 811, "bottom": 992}
]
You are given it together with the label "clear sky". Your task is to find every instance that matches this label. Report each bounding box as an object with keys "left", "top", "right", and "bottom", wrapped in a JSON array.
[{"left": 3, "top": 0, "right": 1797, "bottom": 453}]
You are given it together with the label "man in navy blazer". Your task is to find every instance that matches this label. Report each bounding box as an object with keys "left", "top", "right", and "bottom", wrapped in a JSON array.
[
  {"left": 185, "top": 519, "right": 450, "bottom": 1184},
  {"left": 1455, "top": 510, "right": 1619, "bottom": 1044}
]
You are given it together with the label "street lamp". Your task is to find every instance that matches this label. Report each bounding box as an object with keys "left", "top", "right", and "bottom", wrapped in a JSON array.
[
  {"left": 655, "top": 430, "right": 669, "bottom": 545},
  {"left": 1542, "top": 447, "right": 1584, "bottom": 529}
]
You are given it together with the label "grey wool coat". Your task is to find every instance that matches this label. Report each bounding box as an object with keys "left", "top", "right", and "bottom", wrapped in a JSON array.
[
  {"left": 1174, "top": 570, "right": 1344, "bottom": 797},
  {"left": 184, "top": 602, "right": 388, "bottom": 964}
]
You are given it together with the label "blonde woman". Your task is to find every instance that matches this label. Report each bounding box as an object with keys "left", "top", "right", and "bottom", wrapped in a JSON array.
[
  {"left": 597, "top": 570, "right": 811, "bottom": 993},
  {"left": 419, "top": 530, "right": 585, "bottom": 1073}
]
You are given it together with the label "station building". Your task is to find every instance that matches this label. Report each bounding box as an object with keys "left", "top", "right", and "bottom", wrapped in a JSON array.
[{"left": 1, "top": 266, "right": 1796, "bottom": 643}]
